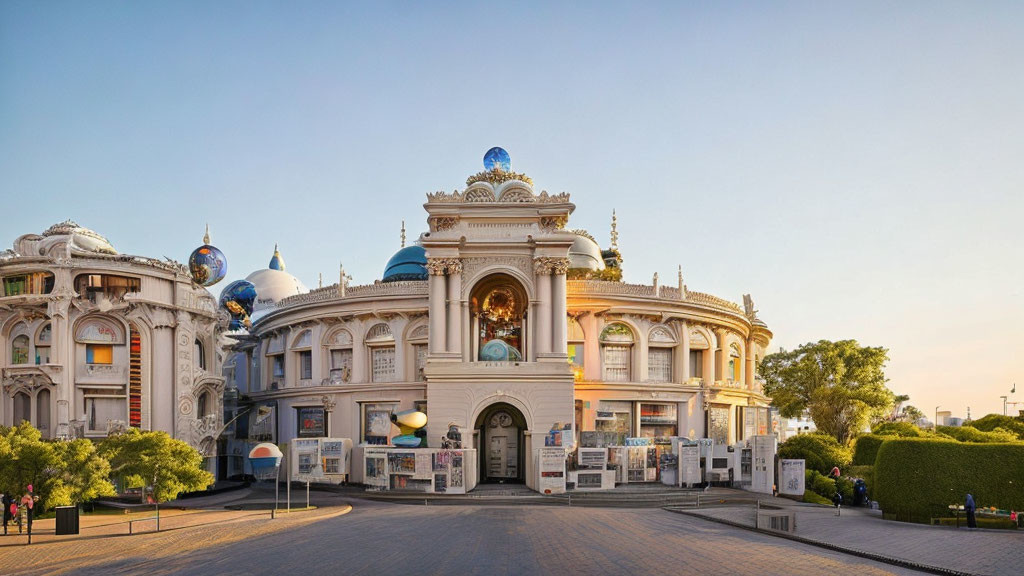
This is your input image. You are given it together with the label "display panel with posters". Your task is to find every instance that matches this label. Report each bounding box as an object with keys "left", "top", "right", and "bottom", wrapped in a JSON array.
[
  {"left": 296, "top": 406, "right": 326, "bottom": 438},
  {"left": 538, "top": 447, "right": 566, "bottom": 495},
  {"left": 679, "top": 441, "right": 701, "bottom": 487},
  {"left": 292, "top": 438, "right": 322, "bottom": 481},
  {"left": 595, "top": 401, "right": 632, "bottom": 436},
  {"left": 708, "top": 405, "right": 730, "bottom": 446},
  {"left": 578, "top": 447, "right": 608, "bottom": 470},
  {"left": 779, "top": 459, "right": 805, "bottom": 496},
  {"left": 639, "top": 403, "right": 677, "bottom": 438},
  {"left": 362, "top": 403, "right": 396, "bottom": 445},
  {"left": 364, "top": 448, "right": 388, "bottom": 489},
  {"left": 751, "top": 435, "right": 777, "bottom": 494},
  {"left": 249, "top": 402, "right": 277, "bottom": 443}
]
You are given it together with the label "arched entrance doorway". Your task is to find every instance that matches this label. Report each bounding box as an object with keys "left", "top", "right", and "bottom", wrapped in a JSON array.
[{"left": 474, "top": 402, "right": 528, "bottom": 484}]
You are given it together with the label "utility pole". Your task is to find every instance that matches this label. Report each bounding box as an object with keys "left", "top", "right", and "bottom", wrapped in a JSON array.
[{"left": 934, "top": 406, "right": 941, "bottom": 430}]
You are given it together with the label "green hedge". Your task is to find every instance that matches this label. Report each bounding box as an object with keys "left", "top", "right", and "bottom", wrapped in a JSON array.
[
  {"left": 853, "top": 434, "right": 885, "bottom": 465},
  {"left": 871, "top": 421, "right": 924, "bottom": 437},
  {"left": 874, "top": 438, "right": 1024, "bottom": 523},
  {"left": 966, "top": 415, "right": 1024, "bottom": 440},
  {"left": 778, "top": 434, "right": 851, "bottom": 475},
  {"left": 936, "top": 425, "right": 1019, "bottom": 444}
]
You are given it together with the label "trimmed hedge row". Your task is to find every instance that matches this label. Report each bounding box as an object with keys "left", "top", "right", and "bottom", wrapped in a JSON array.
[
  {"left": 874, "top": 438, "right": 1024, "bottom": 523},
  {"left": 853, "top": 434, "right": 884, "bottom": 465},
  {"left": 936, "top": 425, "right": 1018, "bottom": 444},
  {"left": 778, "top": 434, "right": 851, "bottom": 475}
]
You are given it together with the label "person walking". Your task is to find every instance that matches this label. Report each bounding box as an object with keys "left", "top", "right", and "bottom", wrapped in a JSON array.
[
  {"left": 832, "top": 488, "right": 843, "bottom": 516},
  {"left": 965, "top": 493, "right": 977, "bottom": 529},
  {"left": 1, "top": 493, "right": 9, "bottom": 535}
]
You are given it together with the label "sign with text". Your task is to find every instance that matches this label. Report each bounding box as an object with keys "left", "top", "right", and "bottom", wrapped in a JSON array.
[
  {"left": 779, "top": 459, "right": 805, "bottom": 496},
  {"left": 538, "top": 447, "right": 566, "bottom": 495}
]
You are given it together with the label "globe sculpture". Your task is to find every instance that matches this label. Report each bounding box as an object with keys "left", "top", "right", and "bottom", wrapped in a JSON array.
[
  {"left": 479, "top": 339, "right": 523, "bottom": 362},
  {"left": 188, "top": 226, "right": 227, "bottom": 286},
  {"left": 390, "top": 409, "right": 428, "bottom": 448},
  {"left": 483, "top": 146, "right": 511, "bottom": 172},
  {"left": 219, "top": 279, "right": 257, "bottom": 330}
]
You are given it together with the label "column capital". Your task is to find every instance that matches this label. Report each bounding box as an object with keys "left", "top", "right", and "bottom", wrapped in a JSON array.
[
  {"left": 426, "top": 258, "right": 448, "bottom": 276},
  {"left": 533, "top": 256, "right": 570, "bottom": 275},
  {"left": 444, "top": 258, "right": 463, "bottom": 275}
]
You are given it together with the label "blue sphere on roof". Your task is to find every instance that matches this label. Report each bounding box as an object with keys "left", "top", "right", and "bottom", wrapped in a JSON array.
[
  {"left": 383, "top": 245, "right": 428, "bottom": 282},
  {"left": 189, "top": 244, "right": 227, "bottom": 287},
  {"left": 483, "top": 147, "right": 511, "bottom": 172},
  {"left": 219, "top": 280, "right": 257, "bottom": 330}
]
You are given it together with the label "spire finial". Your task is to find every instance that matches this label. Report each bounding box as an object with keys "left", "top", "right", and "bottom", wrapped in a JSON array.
[
  {"left": 203, "top": 223, "right": 211, "bottom": 245},
  {"left": 401, "top": 220, "right": 406, "bottom": 248},
  {"left": 318, "top": 272, "right": 323, "bottom": 288},
  {"left": 610, "top": 209, "right": 619, "bottom": 250},
  {"left": 269, "top": 244, "right": 285, "bottom": 271}
]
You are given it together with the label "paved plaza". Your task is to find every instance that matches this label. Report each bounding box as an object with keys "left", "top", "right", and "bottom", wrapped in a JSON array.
[{"left": 1, "top": 488, "right": 1022, "bottom": 575}]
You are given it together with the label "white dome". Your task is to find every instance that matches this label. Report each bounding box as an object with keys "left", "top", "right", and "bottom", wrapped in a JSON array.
[
  {"left": 568, "top": 232, "right": 605, "bottom": 271},
  {"left": 245, "top": 268, "right": 308, "bottom": 313}
]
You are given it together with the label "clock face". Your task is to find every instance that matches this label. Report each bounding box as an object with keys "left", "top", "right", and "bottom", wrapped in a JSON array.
[{"left": 490, "top": 411, "right": 513, "bottom": 428}]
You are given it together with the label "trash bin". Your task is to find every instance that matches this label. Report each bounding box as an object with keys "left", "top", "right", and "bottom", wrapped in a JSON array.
[{"left": 55, "top": 505, "right": 79, "bottom": 535}]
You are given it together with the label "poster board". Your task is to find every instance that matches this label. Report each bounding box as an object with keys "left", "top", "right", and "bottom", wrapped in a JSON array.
[
  {"left": 538, "top": 447, "right": 566, "bottom": 495},
  {"left": 292, "top": 438, "right": 322, "bottom": 482},
  {"left": 320, "top": 438, "right": 352, "bottom": 478},
  {"left": 578, "top": 447, "right": 608, "bottom": 470},
  {"left": 751, "top": 435, "right": 777, "bottom": 494},
  {"left": 679, "top": 442, "right": 701, "bottom": 487},
  {"left": 779, "top": 459, "right": 805, "bottom": 496},
  {"left": 364, "top": 448, "right": 389, "bottom": 490}
]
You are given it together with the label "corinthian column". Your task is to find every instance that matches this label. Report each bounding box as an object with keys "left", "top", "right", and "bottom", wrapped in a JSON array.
[
  {"left": 533, "top": 258, "right": 552, "bottom": 356},
  {"left": 427, "top": 259, "right": 447, "bottom": 355},
  {"left": 550, "top": 258, "right": 569, "bottom": 356},
  {"left": 446, "top": 259, "right": 462, "bottom": 355}
]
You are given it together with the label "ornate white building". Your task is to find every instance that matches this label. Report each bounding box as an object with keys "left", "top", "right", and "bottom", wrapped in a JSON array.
[
  {"left": 222, "top": 151, "right": 774, "bottom": 488},
  {"left": 0, "top": 221, "right": 225, "bottom": 458}
]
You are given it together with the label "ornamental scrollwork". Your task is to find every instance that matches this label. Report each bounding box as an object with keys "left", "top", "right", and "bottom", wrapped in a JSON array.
[
  {"left": 429, "top": 217, "right": 459, "bottom": 232},
  {"left": 540, "top": 215, "right": 569, "bottom": 232},
  {"left": 466, "top": 170, "right": 534, "bottom": 187},
  {"left": 533, "top": 257, "right": 570, "bottom": 275},
  {"left": 425, "top": 259, "right": 448, "bottom": 276}
]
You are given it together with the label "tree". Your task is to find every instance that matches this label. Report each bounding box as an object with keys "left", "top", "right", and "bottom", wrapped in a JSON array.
[
  {"left": 52, "top": 438, "right": 116, "bottom": 505},
  {"left": 900, "top": 405, "right": 926, "bottom": 426},
  {"left": 760, "top": 340, "right": 893, "bottom": 445},
  {"left": 98, "top": 429, "right": 213, "bottom": 503},
  {"left": 0, "top": 422, "right": 64, "bottom": 511}
]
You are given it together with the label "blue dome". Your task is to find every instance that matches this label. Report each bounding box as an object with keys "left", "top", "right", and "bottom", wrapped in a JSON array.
[{"left": 382, "top": 246, "right": 428, "bottom": 282}]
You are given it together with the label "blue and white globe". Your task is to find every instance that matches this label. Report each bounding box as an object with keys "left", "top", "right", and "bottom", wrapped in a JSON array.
[
  {"left": 479, "top": 339, "right": 523, "bottom": 362},
  {"left": 219, "top": 279, "right": 258, "bottom": 330},
  {"left": 483, "top": 147, "right": 511, "bottom": 172},
  {"left": 189, "top": 244, "right": 227, "bottom": 287}
]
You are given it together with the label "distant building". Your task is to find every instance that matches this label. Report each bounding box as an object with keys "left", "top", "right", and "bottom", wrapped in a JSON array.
[{"left": 0, "top": 221, "right": 224, "bottom": 463}]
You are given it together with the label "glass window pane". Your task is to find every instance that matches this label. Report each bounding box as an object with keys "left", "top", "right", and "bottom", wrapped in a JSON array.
[
  {"left": 87, "top": 344, "right": 113, "bottom": 365},
  {"left": 602, "top": 345, "right": 630, "bottom": 382},
  {"left": 330, "top": 349, "right": 352, "bottom": 382},
  {"left": 362, "top": 403, "right": 396, "bottom": 444},
  {"left": 371, "top": 347, "right": 396, "bottom": 382},
  {"left": 414, "top": 344, "right": 427, "bottom": 381},
  {"left": 299, "top": 350, "right": 312, "bottom": 379},
  {"left": 12, "top": 335, "right": 29, "bottom": 364},
  {"left": 648, "top": 348, "right": 672, "bottom": 382}
]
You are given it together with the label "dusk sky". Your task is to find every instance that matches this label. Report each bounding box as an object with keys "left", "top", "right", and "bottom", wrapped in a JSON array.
[{"left": 2, "top": 2, "right": 1021, "bottom": 419}]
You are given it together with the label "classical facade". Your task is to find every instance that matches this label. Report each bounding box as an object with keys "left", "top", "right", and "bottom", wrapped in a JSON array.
[
  {"left": 0, "top": 221, "right": 224, "bottom": 458},
  {"left": 222, "top": 151, "right": 774, "bottom": 490}
]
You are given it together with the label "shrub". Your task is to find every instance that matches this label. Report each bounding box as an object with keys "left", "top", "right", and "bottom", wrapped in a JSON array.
[
  {"left": 853, "top": 434, "right": 885, "bottom": 465},
  {"left": 937, "top": 425, "right": 1019, "bottom": 444},
  {"left": 846, "top": 465, "right": 875, "bottom": 500},
  {"left": 872, "top": 421, "right": 924, "bottom": 437},
  {"left": 966, "top": 415, "right": 1024, "bottom": 441},
  {"left": 805, "top": 469, "right": 836, "bottom": 500},
  {"left": 803, "top": 491, "right": 832, "bottom": 505},
  {"left": 874, "top": 438, "right": 1024, "bottom": 523},
  {"left": 778, "top": 434, "right": 851, "bottom": 475}
]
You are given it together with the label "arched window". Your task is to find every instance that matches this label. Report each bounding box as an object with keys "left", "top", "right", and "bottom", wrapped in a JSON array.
[
  {"left": 76, "top": 316, "right": 125, "bottom": 365},
  {"left": 600, "top": 323, "right": 634, "bottom": 382},
  {"left": 11, "top": 335, "right": 29, "bottom": 365},
  {"left": 407, "top": 324, "right": 428, "bottom": 382},
  {"left": 366, "top": 323, "right": 396, "bottom": 382},
  {"left": 291, "top": 330, "right": 313, "bottom": 381},
  {"left": 195, "top": 339, "right": 206, "bottom": 370},
  {"left": 35, "top": 323, "right": 52, "bottom": 365},
  {"left": 647, "top": 326, "right": 676, "bottom": 383},
  {"left": 471, "top": 274, "right": 528, "bottom": 362},
  {"left": 13, "top": 391, "right": 30, "bottom": 425},
  {"left": 327, "top": 328, "right": 353, "bottom": 384},
  {"left": 36, "top": 389, "right": 50, "bottom": 432},
  {"left": 688, "top": 329, "right": 710, "bottom": 379},
  {"left": 729, "top": 343, "right": 742, "bottom": 382}
]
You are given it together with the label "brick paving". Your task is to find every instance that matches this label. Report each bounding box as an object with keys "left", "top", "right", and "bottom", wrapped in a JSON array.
[
  {"left": 682, "top": 499, "right": 1024, "bottom": 576},
  {"left": 31, "top": 497, "right": 920, "bottom": 576}
]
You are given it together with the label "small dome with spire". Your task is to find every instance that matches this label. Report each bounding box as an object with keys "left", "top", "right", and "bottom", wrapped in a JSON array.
[
  {"left": 244, "top": 245, "right": 307, "bottom": 317},
  {"left": 383, "top": 246, "right": 427, "bottom": 282},
  {"left": 269, "top": 244, "right": 285, "bottom": 271}
]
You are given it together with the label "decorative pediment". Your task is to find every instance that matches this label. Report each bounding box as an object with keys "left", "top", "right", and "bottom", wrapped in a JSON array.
[{"left": 649, "top": 326, "right": 676, "bottom": 344}]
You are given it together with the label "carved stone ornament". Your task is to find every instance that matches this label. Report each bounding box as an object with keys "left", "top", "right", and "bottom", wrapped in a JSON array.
[
  {"left": 534, "top": 257, "right": 570, "bottom": 275},
  {"left": 444, "top": 259, "right": 463, "bottom": 275},
  {"left": 429, "top": 217, "right": 459, "bottom": 232},
  {"left": 425, "top": 259, "right": 448, "bottom": 276},
  {"left": 466, "top": 170, "right": 534, "bottom": 188},
  {"left": 540, "top": 215, "right": 569, "bottom": 232}
]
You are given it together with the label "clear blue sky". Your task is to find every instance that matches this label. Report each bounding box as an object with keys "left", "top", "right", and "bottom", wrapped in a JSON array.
[{"left": 2, "top": 1, "right": 1021, "bottom": 419}]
